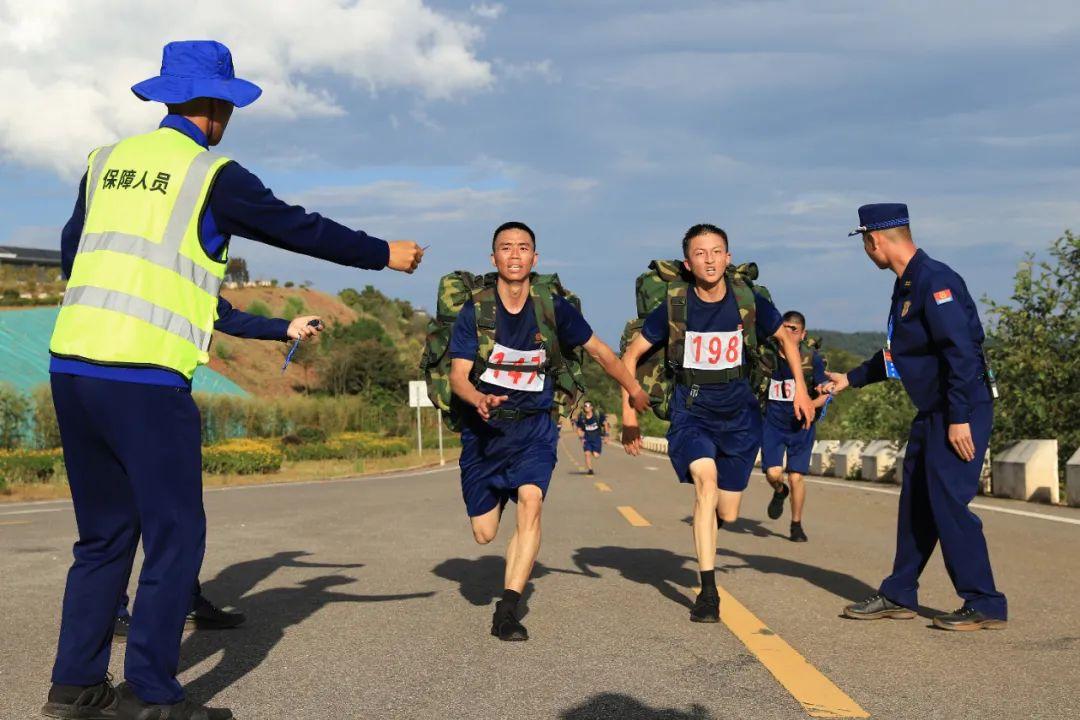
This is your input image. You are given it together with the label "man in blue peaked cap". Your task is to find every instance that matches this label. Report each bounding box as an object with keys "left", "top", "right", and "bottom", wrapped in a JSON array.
[
  {"left": 43, "top": 41, "right": 425, "bottom": 720},
  {"left": 824, "top": 204, "right": 1007, "bottom": 632}
]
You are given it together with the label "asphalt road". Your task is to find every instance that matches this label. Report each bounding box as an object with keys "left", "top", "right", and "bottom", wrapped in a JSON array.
[{"left": 2, "top": 435, "right": 1078, "bottom": 720}]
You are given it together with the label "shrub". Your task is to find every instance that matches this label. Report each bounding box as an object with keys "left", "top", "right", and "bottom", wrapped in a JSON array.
[
  {"left": 284, "top": 281, "right": 295, "bottom": 288},
  {"left": 281, "top": 432, "right": 410, "bottom": 462},
  {"left": 0, "top": 448, "right": 63, "bottom": 484},
  {"left": 282, "top": 296, "right": 305, "bottom": 321},
  {"left": 214, "top": 341, "right": 233, "bottom": 361},
  {"left": 30, "top": 385, "right": 61, "bottom": 449},
  {"left": 202, "top": 439, "right": 283, "bottom": 475},
  {"left": 246, "top": 300, "right": 271, "bottom": 317},
  {"left": 0, "top": 384, "right": 30, "bottom": 450}
]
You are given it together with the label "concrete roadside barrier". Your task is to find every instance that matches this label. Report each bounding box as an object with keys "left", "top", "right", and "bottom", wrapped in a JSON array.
[
  {"left": 832, "top": 440, "right": 865, "bottom": 479},
  {"left": 861, "top": 440, "right": 899, "bottom": 483},
  {"left": 890, "top": 443, "right": 907, "bottom": 486},
  {"left": 810, "top": 440, "right": 840, "bottom": 476},
  {"left": 991, "top": 440, "right": 1059, "bottom": 504},
  {"left": 642, "top": 436, "right": 668, "bottom": 454},
  {"left": 1067, "top": 446, "right": 1080, "bottom": 508}
]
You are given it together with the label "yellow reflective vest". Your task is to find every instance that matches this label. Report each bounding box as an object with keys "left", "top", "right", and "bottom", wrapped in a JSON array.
[{"left": 50, "top": 128, "right": 232, "bottom": 380}]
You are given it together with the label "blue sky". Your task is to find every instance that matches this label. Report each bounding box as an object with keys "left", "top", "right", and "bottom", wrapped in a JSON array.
[{"left": 2, "top": 1, "right": 1077, "bottom": 344}]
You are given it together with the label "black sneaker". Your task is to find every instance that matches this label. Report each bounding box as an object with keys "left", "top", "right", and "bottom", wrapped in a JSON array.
[
  {"left": 490, "top": 602, "right": 528, "bottom": 641},
  {"left": 932, "top": 606, "right": 1007, "bottom": 631},
  {"left": 112, "top": 615, "right": 131, "bottom": 643},
  {"left": 767, "top": 483, "right": 789, "bottom": 520},
  {"left": 42, "top": 677, "right": 118, "bottom": 719},
  {"left": 790, "top": 523, "right": 808, "bottom": 542},
  {"left": 843, "top": 593, "right": 915, "bottom": 620},
  {"left": 587, "top": 469, "right": 594, "bottom": 475},
  {"left": 690, "top": 591, "right": 720, "bottom": 623},
  {"left": 115, "top": 687, "right": 232, "bottom": 720},
  {"left": 186, "top": 595, "right": 245, "bottom": 630}
]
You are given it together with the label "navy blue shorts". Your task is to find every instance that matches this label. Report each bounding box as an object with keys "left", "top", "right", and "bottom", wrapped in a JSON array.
[
  {"left": 583, "top": 435, "right": 603, "bottom": 454},
  {"left": 459, "top": 414, "right": 558, "bottom": 517},
  {"left": 667, "top": 399, "right": 762, "bottom": 491},
  {"left": 761, "top": 421, "right": 816, "bottom": 475}
]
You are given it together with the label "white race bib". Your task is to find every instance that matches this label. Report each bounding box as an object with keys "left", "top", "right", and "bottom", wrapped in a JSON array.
[
  {"left": 683, "top": 329, "right": 743, "bottom": 371},
  {"left": 480, "top": 343, "right": 547, "bottom": 393},
  {"left": 768, "top": 379, "right": 796, "bottom": 402}
]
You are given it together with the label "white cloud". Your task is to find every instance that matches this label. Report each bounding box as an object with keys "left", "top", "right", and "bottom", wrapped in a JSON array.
[
  {"left": 293, "top": 179, "right": 516, "bottom": 226},
  {"left": 0, "top": 0, "right": 494, "bottom": 177},
  {"left": 470, "top": 3, "right": 505, "bottom": 21}
]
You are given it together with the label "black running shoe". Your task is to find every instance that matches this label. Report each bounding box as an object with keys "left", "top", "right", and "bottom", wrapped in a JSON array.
[
  {"left": 790, "top": 523, "right": 808, "bottom": 542},
  {"left": 186, "top": 595, "right": 245, "bottom": 630},
  {"left": 587, "top": 468, "right": 594, "bottom": 475},
  {"left": 767, "top": 483, "right": 789, "bottom": 520},
  {"left": 843, "top": 593, "right": 915, "bottom": 620},
  {"left": 42, "top": 677, "right": 118, "bottom": 719},
  {"left": 490, "top": 602, "right": 528, "bottom": 641},
  {"left": 112, "top": 615, "right": 131, "bottom": 643},
  {"left": 690, "top": 591, "right": 720, "bottom": 623},
  {"left": 115, "top": 686, "right": 232, "bottom": 720},
  {"left": 932, "top": 606, "right": 1007, "bottom": 631}
]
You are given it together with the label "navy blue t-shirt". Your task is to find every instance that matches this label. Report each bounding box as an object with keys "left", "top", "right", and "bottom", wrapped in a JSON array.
[
  {"left": 641, "top": 286, "right": 782, "bottom": 416},
  {"left": 765, "top": 349, "right": 827, "bottom": 430},
  {"left": 576, "top": 411, "right": 606, "bottom": 438},
  {"left": 450, "top": 293, "right": 593, "bottom": 414}
]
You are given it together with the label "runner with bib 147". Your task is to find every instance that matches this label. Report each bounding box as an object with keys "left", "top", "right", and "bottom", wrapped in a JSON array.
[{"left": 619, "top": 224, "right": 815, "bottom": 624}]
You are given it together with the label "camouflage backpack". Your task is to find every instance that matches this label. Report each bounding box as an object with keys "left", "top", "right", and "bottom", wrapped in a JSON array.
[
  {"left": 619, "top": 260, "right": 775, "bottom": 420},
  {"left": 420, "top": 271, "right": 587, "bottom": 431}
]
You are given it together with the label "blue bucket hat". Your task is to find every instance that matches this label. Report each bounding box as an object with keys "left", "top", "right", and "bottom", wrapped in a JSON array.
[
  {"left": 131, "top": 40, "right": 262, "bottom": 108},
  {"left": 848, "top": 203, "right": 910, "bottom": 236}
]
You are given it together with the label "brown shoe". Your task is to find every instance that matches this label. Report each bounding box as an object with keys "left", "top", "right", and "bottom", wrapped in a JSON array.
[{"left": 932, "top": 607, "right": 1007, "bottom": 631}]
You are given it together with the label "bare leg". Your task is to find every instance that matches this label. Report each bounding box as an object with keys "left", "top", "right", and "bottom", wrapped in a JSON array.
[
  {"left": 789, "top": 472, "right": 806, "bottom": 523},
  {"left": 584, "top": 451, "right": 593, "bottom": 472},
  {"left": 689, "top": 459, "right": 720, "bottom": 571},
  {"left": 765, "top": 466, "right": 785, "bottom": 491},
  {"left": 504, "top": 485, "right": 543, "bottom": 593},
  {"left": 470, "top": 503, "right": 502, "bottom": 545}
]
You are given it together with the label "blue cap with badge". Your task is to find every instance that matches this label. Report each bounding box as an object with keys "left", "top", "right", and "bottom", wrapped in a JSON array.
[{"left": 848, "top": 203, "right": 910, "bottom": 236}]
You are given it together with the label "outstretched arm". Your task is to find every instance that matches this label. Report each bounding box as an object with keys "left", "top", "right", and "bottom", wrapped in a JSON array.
[
  {"left": 618, "top": 332, "right": 656, "bottom": 456},
  {"left": 581, "top": 334, "right": 650, "bottom": 413}
]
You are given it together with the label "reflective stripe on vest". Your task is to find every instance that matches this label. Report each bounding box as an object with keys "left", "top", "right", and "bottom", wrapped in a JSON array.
[{"left": 50, "top": 130, "right": 230, "bottom": 379}]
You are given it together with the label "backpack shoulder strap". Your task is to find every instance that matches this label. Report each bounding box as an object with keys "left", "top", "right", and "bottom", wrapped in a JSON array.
[
  {"left": 666, "top": 281, "right": 689, "bottom": 367},
  {"left": 529, "top": 278, "right": 562, "bottom": 371},
  {"left": 473, "top": 280, "right": 498, "bottom": 366},
  {"left": 728, "top": 270, "right": 759, "bottom": 350}
]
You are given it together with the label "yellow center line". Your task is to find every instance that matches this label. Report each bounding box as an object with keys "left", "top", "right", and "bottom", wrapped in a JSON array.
[
  {"left": 686, "top": 585, "right": 869, "bottom": 718},
  {"left": 617, "top": 505, "right": 651, "bottom": 527},
  {"left": 0, "top": 520, "right": 31, "bottom": 526},
  {"left": 594, "top": 481, "right": 612, "bottom": 492}
]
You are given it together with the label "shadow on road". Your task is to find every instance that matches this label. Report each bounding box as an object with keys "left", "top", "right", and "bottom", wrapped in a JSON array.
[
  {"left": 714, "top": 546, "right": 944, "bottom": 618},
  {"left": 432, "top": 555, "right": 591, "bottom": 619},
  {"left": 559, "top": 693, "right": 714, "bottom": 719},
  {"left": 572, "top": 546, "right": 697, "bottom": 610},
  {"left": 680, "top": 515, "right": 787, "bottom": 540},
  {"left": 198, "top": 550, "right": 365, "bottom": 603},
  {"left": 180, "top": 557, "right": 433, "bottom": 704}
]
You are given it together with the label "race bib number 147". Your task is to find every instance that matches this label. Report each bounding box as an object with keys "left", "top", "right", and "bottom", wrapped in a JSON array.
[
  {"left": 480, "top": 343, "right": 547, "bottom": 392},
  {"left": 683, "top": 329, "right": 743, "bottom": 371}
]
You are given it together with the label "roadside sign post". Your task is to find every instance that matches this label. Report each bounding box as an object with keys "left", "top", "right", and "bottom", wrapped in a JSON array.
[{"left": 408, "top": 380, "right": 440, "bottom": 464}]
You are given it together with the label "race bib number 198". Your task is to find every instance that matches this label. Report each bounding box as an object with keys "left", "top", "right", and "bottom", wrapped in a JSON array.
[
  {"left": 683, "top": 329, "right": 743, "bottom": 371},
  {"left": 480, "top": 343, "right": 547, "bottom": 392}
]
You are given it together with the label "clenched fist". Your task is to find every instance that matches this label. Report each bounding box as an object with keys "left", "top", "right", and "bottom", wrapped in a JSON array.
[{"left": 388, "top": 241, "right": 425, "bottom": 273}]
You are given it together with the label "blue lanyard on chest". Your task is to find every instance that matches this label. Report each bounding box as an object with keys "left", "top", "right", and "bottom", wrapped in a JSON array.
[{"left": 883, "top": 309, "right": 901, "bottom": 379}]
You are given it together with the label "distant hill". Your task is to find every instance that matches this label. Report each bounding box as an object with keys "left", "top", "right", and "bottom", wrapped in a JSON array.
[{"left": 808, "top": 329, "right": 884, "bottom": 358}]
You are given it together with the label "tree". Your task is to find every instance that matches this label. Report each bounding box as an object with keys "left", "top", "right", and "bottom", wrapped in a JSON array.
[
  {"left": 318, "top": 339, "right": 407, "bottom": 396},
  {"left": 984, "top": 231, "right": 1080, "bottom": 472},
  {"left": 225, "top": 257, "right": 249, "bottom": 284}
]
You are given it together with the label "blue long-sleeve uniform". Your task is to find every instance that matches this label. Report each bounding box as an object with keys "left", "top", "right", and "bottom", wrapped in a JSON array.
[
  {"left": 846, "top": 248, "right": 990, "bottom": 422},
  {"left": 846, "top": 248, "right": 1005, "bottom": 619},
  {"left": 52, "top": 114, "right": 388, "bottom": 388}
]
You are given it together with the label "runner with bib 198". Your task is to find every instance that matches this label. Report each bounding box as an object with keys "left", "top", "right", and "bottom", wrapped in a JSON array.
[{"left": 620, "top": 224, "right": 814, "bottom": 623}]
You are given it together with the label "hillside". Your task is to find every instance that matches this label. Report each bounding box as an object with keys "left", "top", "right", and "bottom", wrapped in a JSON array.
[
  {"left": 808, "top": 329, "right": 884, "bottom": 358},
  {"left": 211, "top": 286, "right": 360, "bottom": 396}
]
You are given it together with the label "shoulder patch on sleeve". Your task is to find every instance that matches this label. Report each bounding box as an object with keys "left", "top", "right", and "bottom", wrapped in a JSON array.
[{"left": 933, "top": 289, "right": 953, "bottom": 305}]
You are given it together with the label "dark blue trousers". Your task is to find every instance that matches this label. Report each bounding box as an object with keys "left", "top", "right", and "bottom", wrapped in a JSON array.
[
  {"left": 50, "top": 373, "right": 205, "bottom": 704},
  {"left": 879, "top": 402, "right": 1007, "bottom": 619}
]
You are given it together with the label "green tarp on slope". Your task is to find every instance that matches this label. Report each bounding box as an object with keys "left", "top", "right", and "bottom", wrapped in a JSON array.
[{"left": 0, "top": 307, "right": 247, "bottom": 396}]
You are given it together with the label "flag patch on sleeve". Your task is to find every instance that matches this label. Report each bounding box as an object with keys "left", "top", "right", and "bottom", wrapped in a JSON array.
[{"left": 933, "top": 289, "right": 953, "bottom": 305}]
